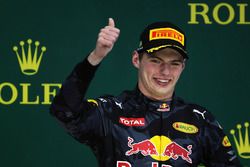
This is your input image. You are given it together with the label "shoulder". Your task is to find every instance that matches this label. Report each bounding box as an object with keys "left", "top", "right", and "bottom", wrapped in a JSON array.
[
  {"left": 174, "top": 96, "right": 208, "bottom": 113},
  {"left": 175, "top": 97, "right": 222, "bottom": 128},
  {"left": 86, "top": 89, "right": 136, "bottom": 110}
]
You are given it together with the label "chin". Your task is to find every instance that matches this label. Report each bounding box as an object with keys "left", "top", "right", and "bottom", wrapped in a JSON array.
[{"left": 155, "top": 89, "right": 172, "bottom": 98}]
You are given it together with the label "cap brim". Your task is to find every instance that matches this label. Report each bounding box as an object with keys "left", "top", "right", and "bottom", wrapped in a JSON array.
[{"left": 136, "top": 45, "right": 188, "bottom": 59}]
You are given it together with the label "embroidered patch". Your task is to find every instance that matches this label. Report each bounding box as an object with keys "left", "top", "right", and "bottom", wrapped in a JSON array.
[
  {"left": 173, "top": 122, "right": 198, "bottom": 134},
  {"left": 149, "top": 28, "right": 184, "bottom": 46},
  {"left": 119, "top": 117, "right": 145, "bottom": 127}
]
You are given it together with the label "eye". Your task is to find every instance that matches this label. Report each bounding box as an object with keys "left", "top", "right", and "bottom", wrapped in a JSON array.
[
  {"left": 170, "top": 61, "right": 183, "bottom": 66},
  {"left": 150, "top": 59, "right": 161, "bottom": 64}
]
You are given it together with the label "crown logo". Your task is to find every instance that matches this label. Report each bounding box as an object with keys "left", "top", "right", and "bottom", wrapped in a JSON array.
[
  {"left": 13, "top": 39, "right": 46, "bottom": 75},
  {"left": 230, "top": 122, "right": 250, "bottom": 159}
]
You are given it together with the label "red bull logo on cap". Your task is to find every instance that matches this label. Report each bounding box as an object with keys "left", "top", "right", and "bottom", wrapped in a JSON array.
[{"left": 126, "top": 136, "right": 192, "bottom": 163}]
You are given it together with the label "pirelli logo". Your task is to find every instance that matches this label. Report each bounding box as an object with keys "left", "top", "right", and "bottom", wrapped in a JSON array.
[{"left": 149, "top": 28, "right": 185, "bottom": 46}]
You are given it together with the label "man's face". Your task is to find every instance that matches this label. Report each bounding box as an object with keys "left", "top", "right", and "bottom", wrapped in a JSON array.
[{"left": 132, "top": 48, "right": 185, "bottom": 101}]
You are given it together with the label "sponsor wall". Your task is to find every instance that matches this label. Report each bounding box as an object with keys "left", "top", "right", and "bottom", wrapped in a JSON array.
[{"left": 0, "top": 0, "right": 249, "bottom": 166}]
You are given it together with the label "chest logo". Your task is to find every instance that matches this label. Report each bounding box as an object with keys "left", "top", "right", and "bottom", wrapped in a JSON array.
[
  {"left": 125, "top": 135, "right": 192, "bottom": 163},
  {"left": 173, "top": 122, "right": 198, "bottom": 134},
  {"left": 119, "top": 117, "right": 145, "bottom": 127},
  {"left": 157, "top": 103, "right": 170, "bottom": 112}
]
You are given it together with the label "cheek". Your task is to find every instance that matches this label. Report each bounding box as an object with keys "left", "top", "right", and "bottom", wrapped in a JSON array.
[
  {"left": 173, "top": 69, "right": 183, "bottom": 79},
  {"left": 139, "top": 68, "right": 154, "bottom": 85},
  {"left": 142, "top": 65, "right": 156, "bottom": 79},
  {"left": 144, "top": 63, "right": 159, "bottom": 73}
]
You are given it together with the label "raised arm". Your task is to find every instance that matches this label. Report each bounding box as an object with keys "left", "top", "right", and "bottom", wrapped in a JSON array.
[{"left": 50, "top": 18, "right": 120, "bottom": 143}]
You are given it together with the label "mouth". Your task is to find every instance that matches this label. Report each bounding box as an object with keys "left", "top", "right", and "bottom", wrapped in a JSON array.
[{"left": 154, "top": 78, "right": 171, "bottom": 86}]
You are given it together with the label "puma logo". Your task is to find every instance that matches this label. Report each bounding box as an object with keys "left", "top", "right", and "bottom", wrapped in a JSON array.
[
  {"left": 193, "top": 109, "right": 206, "bottom": 120},
  {"left": 115, "top": 101, "right": 122, "bottom": 109}
]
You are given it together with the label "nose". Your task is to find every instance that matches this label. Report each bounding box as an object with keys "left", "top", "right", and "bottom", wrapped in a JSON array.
[{"left": 160, "top": 63, "right": 171, "bottom": 74}]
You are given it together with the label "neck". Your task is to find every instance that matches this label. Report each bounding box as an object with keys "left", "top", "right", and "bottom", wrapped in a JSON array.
[{"left": 137, "top": 85, "right": 173, "bottom": 102}]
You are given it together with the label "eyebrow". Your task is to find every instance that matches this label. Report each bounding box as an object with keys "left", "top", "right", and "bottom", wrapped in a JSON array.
[
  {"left": 147, "top": 56, "right": 162, "bottom": 60},
  {"left": 171, "top": 59, "right": 184, "bottom": 63}
]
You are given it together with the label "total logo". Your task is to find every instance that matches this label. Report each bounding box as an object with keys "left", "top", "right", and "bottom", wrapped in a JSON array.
[{"left": 125, "top": 135, "right": 192, "bottom": 164}]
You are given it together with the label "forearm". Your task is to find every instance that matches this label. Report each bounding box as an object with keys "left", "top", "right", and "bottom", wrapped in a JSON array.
[{"left": 50, "top": 56, "right": 99, "bottom": 121}]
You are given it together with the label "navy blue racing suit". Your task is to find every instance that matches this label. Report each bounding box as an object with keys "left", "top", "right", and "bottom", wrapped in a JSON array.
[{"left": 50, "top": 57, "right": 242, "bottom": 167}]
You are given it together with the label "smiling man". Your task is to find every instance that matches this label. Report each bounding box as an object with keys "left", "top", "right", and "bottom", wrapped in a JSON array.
[
  {"left": 133, "top": 48, "right": 185, "bottom": 101},
  {"left": 50, "top": 19, "right": 242, "bottom": 167}
]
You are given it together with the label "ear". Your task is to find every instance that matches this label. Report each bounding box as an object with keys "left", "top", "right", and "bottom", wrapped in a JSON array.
[
  {"left": 132, "top": 51, "right": 140, "bottom": 69},
  {"left": 182, "top": 60, "right": 186, "bottom": 71}
]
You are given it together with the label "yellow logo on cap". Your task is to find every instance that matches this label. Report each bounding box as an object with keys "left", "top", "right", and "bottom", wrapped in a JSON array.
[
  {"left": 149, "top": 28, "right": 185, "bottom": 46},
  {"left": 173, "top": 122, "right": 198, "bottom": 134}
]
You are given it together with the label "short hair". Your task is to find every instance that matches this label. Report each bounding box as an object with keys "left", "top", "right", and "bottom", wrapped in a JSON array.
[{"left": 138, "top": 52, "right": 144, "bottom": 61}]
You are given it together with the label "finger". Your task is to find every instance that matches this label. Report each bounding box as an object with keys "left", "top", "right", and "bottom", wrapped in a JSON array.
[
  {"left": 98, "top": 37, "right": 113, "bottom": 48},
  {"left": 99, "top": 32, "right": 117, "bottom": 43},
  {"left": 108, "top": 18, "right": 115, "bottom": 27},
  {"left": 101, "top": 28, "right": 120, "bottom": 38},
  {"left": 104, "top": 26, "right": 120, "bottom": 34}
]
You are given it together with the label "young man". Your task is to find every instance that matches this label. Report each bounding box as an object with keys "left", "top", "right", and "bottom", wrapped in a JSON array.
[{"left": 50, "top": 18, "right": 242, "bottom": 167}]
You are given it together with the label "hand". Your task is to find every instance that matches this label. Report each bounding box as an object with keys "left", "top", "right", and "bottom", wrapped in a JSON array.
[{"left": 88, "top": 18, "right": 120, "bottom": 65}]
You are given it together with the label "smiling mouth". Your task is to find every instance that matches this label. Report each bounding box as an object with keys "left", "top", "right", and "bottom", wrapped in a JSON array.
[{"left": 154, "top": 78, "right": 171, "bottom": 86}]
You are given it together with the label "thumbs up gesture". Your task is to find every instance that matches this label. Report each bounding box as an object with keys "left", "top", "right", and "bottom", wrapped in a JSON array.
[{"left": 88, "top": 18, "right": 120, "bottom": 65}]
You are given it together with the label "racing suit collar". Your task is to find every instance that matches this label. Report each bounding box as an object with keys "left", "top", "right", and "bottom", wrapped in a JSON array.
[{"left": 135, "top": 85, "right": 173, "bottom": 112}]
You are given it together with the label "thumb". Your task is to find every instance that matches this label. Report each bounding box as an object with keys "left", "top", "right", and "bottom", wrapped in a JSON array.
[{"left": 108, "top": 18, "right": 115, "bottom": 27}]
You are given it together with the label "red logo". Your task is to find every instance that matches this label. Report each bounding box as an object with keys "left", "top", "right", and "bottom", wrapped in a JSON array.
[
  {"left": 126, "top": 137, "right": 158, "bottom": 156},
  {"left": 117, "top": 161, "right": 172, "bottom": 167},
  {"left": 119, "top": 117, "right": 145, "bottom": 127},
  {"left": 125, "top": 136, "right": 192, "bottom": 164},
  {"left": 162, "top": 142, "right": 192, "bottom": 164},
  {"left": 157, "top": 103, "right": 170, "bottom": 112}
]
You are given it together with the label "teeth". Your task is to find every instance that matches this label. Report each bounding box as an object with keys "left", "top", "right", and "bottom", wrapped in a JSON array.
[{"left": 158, "top": 79, "right": 169, "bottom": 83}]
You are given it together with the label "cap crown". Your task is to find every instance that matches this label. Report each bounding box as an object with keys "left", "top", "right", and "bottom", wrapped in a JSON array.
[{"left": 137, "top": 22, "right": 188, "bottom": 59}]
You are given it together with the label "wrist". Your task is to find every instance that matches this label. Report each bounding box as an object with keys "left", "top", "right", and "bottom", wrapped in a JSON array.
[{"left": 87, "top": 51, "right": 103, "bottom": 66}]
